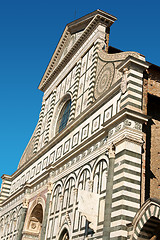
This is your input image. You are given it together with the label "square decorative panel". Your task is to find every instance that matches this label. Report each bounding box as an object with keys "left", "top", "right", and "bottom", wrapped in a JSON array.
[
  {"left": 63, "top": 139, "right": 70, "bottom": 154},
  {"left": 81, "top": 124, "right": 89, "bottom": 141},
  {"left": 49, "top": 151, "right": 55, "bottom": 164},
  {"left": 42, "top": 157, "right": 48, "bottom": 169},
  {"left": 36, "top": 162, "right": 42, "bottom": 174},
  {"left": 30, "top": 167, "right": 36, "bottom": 179},
  {"left": 104, "top": 105, "right": 113, "bottom": 123},
  {"left": 26, "top": 171, "right": 30, "bottom": 182},
  {"left": 92, "top": 115, "right": 101, "bottom": 133},
  {"left": 56, "top": 145, "right": 62, "bottom": 160},
  {"left": 116, "top": 98, "right": 121, "bottom": 113},
  {"left": 72, "top": 132, "right": 79, "bottom": 148}
]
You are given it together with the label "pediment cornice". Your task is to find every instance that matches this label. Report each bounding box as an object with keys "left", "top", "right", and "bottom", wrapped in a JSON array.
[{"left": 38, "top": 10, "right": 117, "bottom": 92}]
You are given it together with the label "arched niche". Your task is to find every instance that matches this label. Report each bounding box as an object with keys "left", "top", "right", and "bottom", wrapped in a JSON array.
[
  {"left": 130, "top": 199, "right": 160, "bottom": 240},
  {"left": 23, "top": 197, "right": 45, "bottom": 240},
  {"left": 59, "top": 228, "right": 70, "bottom": 240},
  {"left": 28, "top": 203, "right": 43, "bottom": 234}
]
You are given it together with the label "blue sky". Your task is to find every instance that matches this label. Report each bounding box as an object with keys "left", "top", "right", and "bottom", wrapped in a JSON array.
[{"left": 0, "top": 0, "right": 159, "bottom": 184}]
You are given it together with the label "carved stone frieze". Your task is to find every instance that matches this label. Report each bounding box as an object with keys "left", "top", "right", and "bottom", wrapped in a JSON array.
[
  {"left": 23, "top": 198, "right": 29, "bottom": 208},
  {"left": 98, "top": 50, "right": 145, "bottom": 62},
  {"left": 108, "top": 119, "right": 143, "bottom": 139}
]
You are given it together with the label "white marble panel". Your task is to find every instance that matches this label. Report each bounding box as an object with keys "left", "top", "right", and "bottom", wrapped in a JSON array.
[
  {"left": 78, "top": 75, "right": 85, "bottom": 97},
  {"left": 59, "top": 79, "right": 66, "bottom": 99},
  {"left": 81, "top": 90, "right": 88, "bottom": 112},
  {"left": 75, "top": 96, "right": 82, "bottom": 118},
  {"left": 87, "top": 45, "right": 94, "bottom": 69},
  {"left": 84, "top": 68, "right": 91, "bottom": 91},
  {"left": 71, "top": 66, "right": 76, "bottom": 87},
  {"left": 81, "top": 52, "right": 88, "bottom": 76}
]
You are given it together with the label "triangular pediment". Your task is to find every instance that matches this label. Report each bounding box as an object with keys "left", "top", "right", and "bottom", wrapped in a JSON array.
[{"left": 38, "top": 9, "right": 117, "bottom": 92}]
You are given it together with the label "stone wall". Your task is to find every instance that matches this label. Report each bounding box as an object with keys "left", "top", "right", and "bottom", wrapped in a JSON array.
[{"left": 142, "top": 66, "right": 160, "bottom": 202}]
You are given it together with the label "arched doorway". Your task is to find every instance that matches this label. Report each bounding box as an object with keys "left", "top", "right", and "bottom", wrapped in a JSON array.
[
  {"left": 26, "top": 203, "right": 43, "bottom": 239},
  {"left": 59, "top": 228, "right": 69, "bottom": 240},
  {"left": 138, "top": 217, "right": 160, "bottom": 240},
  {"left": 130, "top": 199, "right": 160, "bottom": 240},
  {"left": 28, "top": 204, "right": 43, "bottom": 234}
]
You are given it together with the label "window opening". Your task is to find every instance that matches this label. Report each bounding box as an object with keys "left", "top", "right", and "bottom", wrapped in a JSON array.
[{"left": 57, "top": 100, "right": 71, "bottom": 133}]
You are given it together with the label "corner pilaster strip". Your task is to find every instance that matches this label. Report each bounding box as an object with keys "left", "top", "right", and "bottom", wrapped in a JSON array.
[
  {"left": 16, "top": 199, "right": 29, "bottom": 240},
  {"left": 120, "top": 69, "right": 143, "bottom": 111},
  {"left": 110, "top": 141, "right": 142, "bottom": 240},
  {"left": 40, "top": 184, "right": 52, "bottom": 240}
]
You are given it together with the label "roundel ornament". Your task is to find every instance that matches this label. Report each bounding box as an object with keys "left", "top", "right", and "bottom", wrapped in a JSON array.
[{"left": 94, "top": 62, "right": 115, "bottom": 99}]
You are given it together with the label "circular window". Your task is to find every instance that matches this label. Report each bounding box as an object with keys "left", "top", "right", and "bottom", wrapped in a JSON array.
[{"left": 57, "top": 99, "right": 71, "bottom": 134}]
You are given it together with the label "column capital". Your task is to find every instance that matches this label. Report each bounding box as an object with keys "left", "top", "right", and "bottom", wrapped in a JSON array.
[
  {"left": 23, "top": 198, "right": 29, "bottom": 209},
  {"left": 88, "top": 180, "right": 94, "bottom": 191},
  {"left": 108, "top": 144, "right": 115, "bottom": 159},
  {"left": 73, "top": 187, "right": 78, "bottom": 196},
  {"left": 60, "top": 195, "right": 64, "bottom": 202},
  {"left": 47, "top": 182, "right": 53, "bottom": 194}
]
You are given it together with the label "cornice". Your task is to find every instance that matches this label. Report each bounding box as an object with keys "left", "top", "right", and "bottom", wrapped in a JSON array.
[
  {"left": 38, "top": 26, "right": 70, "bottom": 91},
  {"left": 117, "top": 55, "right": 150, "bottom": 71},
  {"left": 38, "top": 10, "right": 117, "bottom": 92},
  {"left": 0, "top": 171, "right": 49, "bottom": 207},
  {"left": 102, "top": 107, "right": 150, "bottom": 129},
  {"left": 9, "top": 80, "right": 121, "bottom": 180},
  {"left": 98, "top": 50, "right": 145, "bottom": 63}
]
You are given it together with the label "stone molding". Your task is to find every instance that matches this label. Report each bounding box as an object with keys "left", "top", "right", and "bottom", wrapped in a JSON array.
[{"left": 98, "top": 50, "right": 145, "bottom": 63}]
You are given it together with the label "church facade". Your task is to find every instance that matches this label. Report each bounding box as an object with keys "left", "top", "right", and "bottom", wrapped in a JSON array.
[{"left": 0, "top": 10, "right": 160, "bottom": 240}]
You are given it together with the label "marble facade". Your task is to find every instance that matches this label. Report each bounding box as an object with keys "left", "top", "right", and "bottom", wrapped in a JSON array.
[{"left": 0, "top": 9, "right": 160, "bottom": 240}]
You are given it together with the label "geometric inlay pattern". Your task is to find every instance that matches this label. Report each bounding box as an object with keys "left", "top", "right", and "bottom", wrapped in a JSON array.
[{"left": 94, "top": 62, "right": 115, "bottom": 99}]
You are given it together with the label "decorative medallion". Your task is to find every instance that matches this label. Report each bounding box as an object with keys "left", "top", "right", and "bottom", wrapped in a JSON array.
[
  {"left": 94, "top": 62, "right": 115, "bottom": 99},
  {"left": 31, "top": 222, "right": 36, "bottom": 229}
]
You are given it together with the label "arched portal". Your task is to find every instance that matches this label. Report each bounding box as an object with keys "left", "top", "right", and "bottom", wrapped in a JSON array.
[
  {"left": 59, "top": 228, "right": 69, "bottom": 240},
  {"left": 138, "top": 217, "right": 160, "bottom": 240},
  {"left": 28, "top": 204, "right": 43, "bottom": 235},
  {"left": 130, "top": 199, "right": 160, "bottom": 240}
]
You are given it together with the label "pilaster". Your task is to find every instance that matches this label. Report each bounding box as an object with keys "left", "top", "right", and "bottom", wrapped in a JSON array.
[
  {"left": 103, "top": 108, "right": 149, "bottom": 240},
  {"left": 16, "top": 198, "right": 29, "bottom": 240},
  {"left": 118, "top": 56, "right": 150, "bottom": 112},
  {"left": 40, "top": 182, "right": 52, "bottom": 240}
]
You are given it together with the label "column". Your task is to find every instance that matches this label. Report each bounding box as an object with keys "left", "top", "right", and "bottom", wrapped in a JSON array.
[
  {"left": 16, "top": 198, "right": 29, "bottom": 240},
  {"left": 40, "top": 182, "right": 52, "bottom": 240},
  {"left": 103, "top": 144, "right": 116, "bottom": 240}
]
